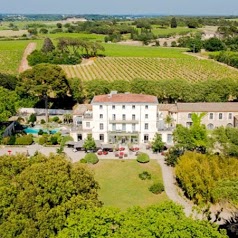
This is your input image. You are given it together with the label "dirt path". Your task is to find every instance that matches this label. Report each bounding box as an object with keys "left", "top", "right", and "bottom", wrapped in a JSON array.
[{"left": 18, "top": 42, "right": 37, "bottom": 73}]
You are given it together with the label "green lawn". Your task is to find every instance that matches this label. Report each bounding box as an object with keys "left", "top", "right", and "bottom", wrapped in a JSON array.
[
  {"left": 89, "top": 159, "right": 168, "bottom": 210},
  {"left": 151, "top": 26, "right": 199, "bottom": 36},
  {"left": 103, "top": 43, "right": 189, "bottom": 58}
]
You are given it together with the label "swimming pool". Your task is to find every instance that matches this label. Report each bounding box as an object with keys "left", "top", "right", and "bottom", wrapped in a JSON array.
[{"left": 24, "top": 127, "right": 60, "bottom": 135}]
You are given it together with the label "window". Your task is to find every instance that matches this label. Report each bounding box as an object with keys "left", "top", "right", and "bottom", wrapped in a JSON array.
[
  {"left": 188, "top": 113, "right": 192, "bottom": 119},
  {"left": 219, "top": 113, "right": 223, "bottom": 120},
  {"left": 144, "top": 134, "right": 149, "bottom": 142},
  {"left": 145, "top": 105, "right": 148, "bottom": 109},
  {"left": 132, "top": 105, "right": 135, "bottom": 109},
  {"left": 99, "top": 105, "right": 103, "bottom": 109},
  {"left": 112, "top": 123, "right": 116, "bottom": 131},
  {"left": 99, "top": 134, "right": 104, "bottom": 142},
  {"left": 122, "top": 105, "right": 125, "bottom": 109},
  {"left": 86, "top": 122, "right": 90, "bottom": 128},
  {"left": 209, "top": 113, "right": 213, "bottom": 120},
  {"left": 207, "top": 123, "right": 214, "bottom": 130},
  {"left": 167, "top": 134, "right": 173, "bottom": 143},
  {"left": 145, "top": 114, "right": 148, "bottom": 119},
  {"left": 100, "top": 114, "right": 103, "bottom": 119},
  {"left": 122, "top": 114, "right": 126, "bottom": 120},
  {"left": 132, "top": 123, "right": 136, "bottom": 131},
  {"left": 112, "top": 105, "right": 115, "bottom": 109},
  {"left": 112, "top": 114, "right": 116, "bottom": 120},
  {"left": 186, "top": 122, "right": 192, "bottom": 127},
  {"left": 99, "top": 123, "right": 104, "bottom": 130},
  {"left": 122, "top": 124, "right": 126, "bottom": 131},
  {"left": 77, "top": 134, "right": 82, "bottom": 141},
  {"left": 228, "top": 113, "right": 232, "bottom": 120},
  {"left": 227, "top": 123, "right": 233, "bottom": 127},
  {"left": 145, "top": 123, "right": 149, "bottom": 130},
  {"left": 132, "top": 114, "right": 136, "bottom": 120}
]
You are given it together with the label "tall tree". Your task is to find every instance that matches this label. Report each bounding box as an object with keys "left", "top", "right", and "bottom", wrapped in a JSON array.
[
  {"left": 18, "top": 64, "right": 69, "bottom": 122},
  {"left": 41, "top": 37, "right": 55, "bottom": 53},
  {"left": 170, "top": 17, "right": 177, "bottom": 28},
  {"left": 151, "top": 133, "right": 165, "bottom": 152}
]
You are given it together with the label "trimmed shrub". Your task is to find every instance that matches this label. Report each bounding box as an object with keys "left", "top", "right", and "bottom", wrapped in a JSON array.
[
  {"left": 84, "top": 153, "right": 99, "bottom": 164},
  {"left": 40, "top": 119, "right": 46, "bottom": 124},
  {"left": 38, "top": 135, "right": 48, "bottom": 145},
  {"left": 137, "top": 152, "right": 150, "bottom": 163},
  {"left": 52, "top": 116, "right": 59, "bottom": 122},
  {"left": 50, "top": 136, "right": 58, "bottom": 145},
  {"left": 139, "top": 171, "right": 151, "bottom": 180},
  {"left": 15, "top": 135, "right": 33, "bottom": 145},
  {"left": 149, "top": 182, "right": 164, "bottom": 194}
]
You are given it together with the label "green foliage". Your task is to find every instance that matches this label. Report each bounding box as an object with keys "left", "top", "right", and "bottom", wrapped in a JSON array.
[
  {"left": 138, "top": 171, "right": 151, "bottom": 180},
  {"left": 165, "top": 146, "right": 184, "bottom": 167},
  {"left": 38, "top": 129, "right": 44, "bottom": 135},
  {"left": 40, "top": 119, "right": 46, "bottom": 124},
  {"left": 212, "top": 51, "right": 238, "bottom": 69},
  {"left": 28, "top": 113, "right": 37, "bottom": 123},
  {"left": 18, "top": 63, "right": 69, "bottom": 100},
  {"left": 80, "top": 158, "right": 87, "bottom": 163},
  {"left": 0, "top": 87, "right": 19, "bottom": 122},
  {"left": 151, "top": 133, "right": 165, "bottom": 153},
  {"left": 204, "top": 37, "right": 226, "bottom": 51},
  {"left": 84, "top": 153, "right": 99, "bottom": 164},
  {"left": 38, "top": 135, "right": 48, "bottom": 145},
  {"left": 0, "top": 73, "right": 17, "bottom": 90},
  {"left": 173, "top": 113, "right": 207, "bottom": 152},
  {"left": 41, "top": 37, "right": 55, "bottom": 53},
  {"left": 52, "top": 116, "right": 59, "bottom": 122},
  {"left": 83, "top": 134, "right": 96, "bottom": 151},
  {"left": 171, "top": 17, "right": 178, "bottom": 28},
  {"left": 149, "top": 182, "right": 165, "bottom": 194},
  {"left": 137, "top": 152, "right": 150, "bottom": 163},
  {"left": 175, "top": 152, "right": 238, "bottom": 205},
  {"left": 15, "top": 134, "right": 33, "bottom": 145},
  {"left": 57, "top": 202, "right": 227, "bottom": 238},
  {"left": 0, "top": 153, "right": 101, "bottom": 237}
]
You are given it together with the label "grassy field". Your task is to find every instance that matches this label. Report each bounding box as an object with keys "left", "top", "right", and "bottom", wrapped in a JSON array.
[
  {"left": 62, "top": 56, "right": 238, "bottom": 81},
  {"left": 0, "top": 40, "right": 31, "bottom": 74},
  {"left": 151, "top": 26, "right": 199, "bottom": 36},
  {"left": 89, "top": 160, "right": 167, "bottom": 209}
]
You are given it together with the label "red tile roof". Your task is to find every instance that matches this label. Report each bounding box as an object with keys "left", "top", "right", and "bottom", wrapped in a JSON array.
[{"left": 92, "top": 93, "right": 158, "bottom": 104}]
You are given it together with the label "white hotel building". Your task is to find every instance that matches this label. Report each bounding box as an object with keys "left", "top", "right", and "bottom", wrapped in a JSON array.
[
  {"left": 71, "top": 92, "right": 238, "bottom": 145},
  {"left": 71, "top": 92, "right": 159, "bottom": 144}
]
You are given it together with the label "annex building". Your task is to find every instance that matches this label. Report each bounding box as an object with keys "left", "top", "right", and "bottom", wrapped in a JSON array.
[{"left": 71, "top": 92, "right": 238, "bottom": 145}]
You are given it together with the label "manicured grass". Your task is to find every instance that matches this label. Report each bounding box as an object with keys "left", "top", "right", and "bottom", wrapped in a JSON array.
[
  {"left": 0, "top": 40, "right": 30, "bottom": 74},
  {"left": 103, "top": 43, "right": 189, "bottom": 57},
  {"left": 89, "top": 159, "right": 168, "bottom": 209}
]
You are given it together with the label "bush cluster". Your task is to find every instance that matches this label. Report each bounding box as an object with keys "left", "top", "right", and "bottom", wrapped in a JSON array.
[
  {"left": 28, "top": 50, "right": 82, "bottom": 66},
  {"left": 2, "top": 134, "right": 33, "bottom": 145},
  {"left": 38, "top": 133, "right": 61, "bottom": 146},
  {"left": 138, "top": 171, "right": 151, "bottom": 180},
  {"left": 149, "top": 182, "right": 165, "bottom": 194},
  {"left": 137, "top": 153, "right": 150, "bottom": 163}
]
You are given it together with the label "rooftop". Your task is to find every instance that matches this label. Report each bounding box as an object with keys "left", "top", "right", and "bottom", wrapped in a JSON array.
[
  {"left": 170, "top": 102, "right": 238, "bottom": 112},
  {"left": 92, "top": 93, "right": 158, "bottom": 104}
]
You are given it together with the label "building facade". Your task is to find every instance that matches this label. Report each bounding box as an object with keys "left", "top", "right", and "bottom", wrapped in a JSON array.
[{"left": 71, "top": 94, "right": 238, "bottom": 145}]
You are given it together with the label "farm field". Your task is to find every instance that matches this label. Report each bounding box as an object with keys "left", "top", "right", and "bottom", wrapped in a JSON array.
[
  {"left": 89, "top": 160, "right": 167, "bottom": 209},
  {"left": 151, "top": 26, "right": 199, "bottom": 36},
  {"left": 62, "top": 56, "right": 238, "bottom": 81},
  {"left": 0, "top": 40, "right": 31, "bottom": 74},
  {"left": 103, "top": 43, "right": 189, "bottom": 57}
]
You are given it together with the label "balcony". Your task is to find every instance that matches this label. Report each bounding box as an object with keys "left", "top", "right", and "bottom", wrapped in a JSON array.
[
  {"left": 158, "top": 126, "right": 175, "bottom": 132},
  {"left": 108, "top": 130, "right": 139, "bottom": 136},
  {"left": 109, "top": 119, "right": 139, "bottom": 124}
]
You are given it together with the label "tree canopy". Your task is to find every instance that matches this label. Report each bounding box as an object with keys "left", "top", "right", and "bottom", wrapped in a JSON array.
[{"left": 0, "top": 153, "right": 101, "bottom": 237}]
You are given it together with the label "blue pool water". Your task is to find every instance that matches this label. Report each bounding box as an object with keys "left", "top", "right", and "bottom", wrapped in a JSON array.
[{"left": 24, "top": 128, "right": 59, "bottom": 135}]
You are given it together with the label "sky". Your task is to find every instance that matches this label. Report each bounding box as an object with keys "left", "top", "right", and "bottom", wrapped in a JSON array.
[{"left": 1, "top": 0, "right": 238, "bottom": 15}]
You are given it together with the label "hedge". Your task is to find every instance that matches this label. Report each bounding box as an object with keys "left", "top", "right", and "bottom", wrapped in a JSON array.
[
  {"left": 15, "top": 135, "right": 33, "bottom": 145},
  {"left": 137, "top": 152, "right": 150, "bottom": 163},
  {"left": 84, "top": 153, "right": 99, "bottom": 164}
]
